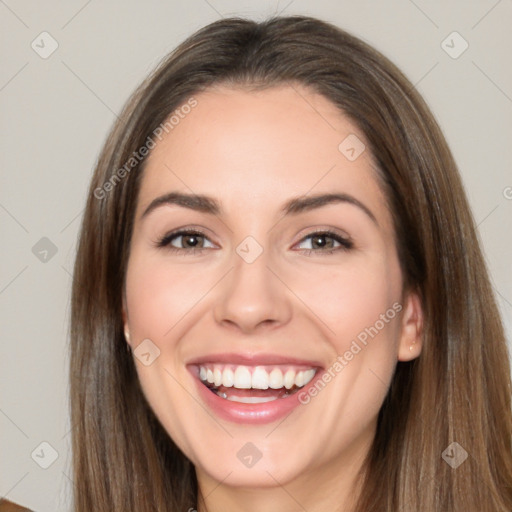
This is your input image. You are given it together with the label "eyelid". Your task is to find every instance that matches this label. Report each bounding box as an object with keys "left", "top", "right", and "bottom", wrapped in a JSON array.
[{"left": 292, "top": 225, "right": 352, "bottom": 244}]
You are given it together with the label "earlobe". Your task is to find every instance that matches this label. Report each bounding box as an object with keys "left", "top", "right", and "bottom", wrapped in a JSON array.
[
  {"left": 121, "top": 299, "right": 131, "bottom": 347},
  {"left": 123, "top": 321, "right": 132, "bottom": 354},
  {"left": 397, "top": 291, "right": 423, "bottom": 362}
]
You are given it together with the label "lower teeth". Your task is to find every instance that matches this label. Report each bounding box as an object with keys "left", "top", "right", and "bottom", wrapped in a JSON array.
[
  {"left": 212, "top": 388, "right": 291, "bottom": 403},
  {"left": 226, "top": 395, "right": 278, "bottom": 403}
]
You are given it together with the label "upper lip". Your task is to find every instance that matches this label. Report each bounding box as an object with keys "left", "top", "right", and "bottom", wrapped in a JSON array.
[{"left": 186, "top": 352, "right": 324, "bottom": 368}]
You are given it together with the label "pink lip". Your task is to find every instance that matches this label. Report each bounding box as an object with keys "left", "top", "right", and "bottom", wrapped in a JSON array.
[
  {"left": 187, "top": 362, "right": 326, "bottom": 425},
  {"left": 186, "top": 352, "right": 324, "bottom": 368}
]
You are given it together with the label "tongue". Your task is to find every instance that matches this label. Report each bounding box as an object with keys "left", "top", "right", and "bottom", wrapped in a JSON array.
[{"left": 215, "top": 385, "right": 290, "bottom": 399}]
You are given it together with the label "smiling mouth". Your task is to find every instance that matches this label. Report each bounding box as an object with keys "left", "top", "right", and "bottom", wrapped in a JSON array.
[{"left": 196, "top": 363, "right": 318, "bottom": 403}]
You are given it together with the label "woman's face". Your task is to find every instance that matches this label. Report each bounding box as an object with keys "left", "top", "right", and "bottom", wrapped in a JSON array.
[{"left": 123, "top": 84, "right": 422, "bottom": 491}]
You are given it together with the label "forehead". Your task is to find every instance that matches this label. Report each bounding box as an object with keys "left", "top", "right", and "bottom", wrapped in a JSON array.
[{"left": 136, "top": 84, "right": 389, "bottom": 226}]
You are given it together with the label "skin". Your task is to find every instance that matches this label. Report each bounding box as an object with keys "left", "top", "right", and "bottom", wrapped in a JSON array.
[{"left": 122, "top": 84, "right": 423, "bottom": 512}]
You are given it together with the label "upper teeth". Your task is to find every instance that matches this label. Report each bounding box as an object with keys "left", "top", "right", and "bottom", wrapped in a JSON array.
[{"left": 198, "top": 364, "right": 317, "bottom": 390}]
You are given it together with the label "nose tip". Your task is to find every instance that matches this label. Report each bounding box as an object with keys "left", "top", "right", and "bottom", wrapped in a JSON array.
[{"left": 213, "top": 252, "right": 292, "bottom": 334}]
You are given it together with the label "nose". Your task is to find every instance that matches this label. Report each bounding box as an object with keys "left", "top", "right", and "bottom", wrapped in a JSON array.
[{"left": 213, "top": 246, "right": 293, "bottom": 334}]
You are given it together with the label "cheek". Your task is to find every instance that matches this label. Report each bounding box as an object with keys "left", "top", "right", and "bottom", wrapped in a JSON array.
[
  {"left": 286, "top": 252, "right": 403, "bottom": 346},
  {"left": 124, "top": 252, "right": 212, "bottom": 340},
  {"left": 123, "top": 253, "right": 203, "bottom": 442}
]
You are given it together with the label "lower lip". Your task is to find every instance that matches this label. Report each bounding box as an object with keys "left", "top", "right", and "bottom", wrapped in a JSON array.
[{"left": 189, "top": 367, "right": 323, "bottom": 425}]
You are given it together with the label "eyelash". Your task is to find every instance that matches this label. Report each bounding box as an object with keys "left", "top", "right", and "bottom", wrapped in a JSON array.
[{"left": 154, "top": 228, "right": 354, "bottom": 256}]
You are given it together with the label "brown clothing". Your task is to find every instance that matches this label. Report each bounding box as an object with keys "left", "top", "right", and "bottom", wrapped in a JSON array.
[{"left": 0, "top": 499, "right": 33, "bottom": 512}]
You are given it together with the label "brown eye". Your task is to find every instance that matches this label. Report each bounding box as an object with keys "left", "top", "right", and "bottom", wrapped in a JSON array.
[
  {"left": 296, "top": 231, "right": 353, "bottom": 254},
  {"left": 310, "top": 234, "right": 336, "bottom": 249},
  {"left": 174, "top": 233, "right": 204, "bottom": 248},
  {"left": 157, "top": 230, "right": 215, "bottom": 251}
]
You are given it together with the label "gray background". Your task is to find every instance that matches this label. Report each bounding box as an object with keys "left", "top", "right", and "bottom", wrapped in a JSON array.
[{"left": 1, "top": 1, "right": 511, "bottom": 510}]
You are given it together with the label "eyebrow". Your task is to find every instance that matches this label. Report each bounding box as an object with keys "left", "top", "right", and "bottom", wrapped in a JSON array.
[{"left": 140, "top": 191, "right": 378, "bottom": 225}]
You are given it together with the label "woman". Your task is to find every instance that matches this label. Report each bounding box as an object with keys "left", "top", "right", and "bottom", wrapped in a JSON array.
[{"left": 68, "top": 15, "right": 512, "bottom": 511}]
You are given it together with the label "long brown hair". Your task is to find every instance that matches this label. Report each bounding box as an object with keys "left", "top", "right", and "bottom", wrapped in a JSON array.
[{"left": 70, "top": 15, "right": 512, "bottom": 511}]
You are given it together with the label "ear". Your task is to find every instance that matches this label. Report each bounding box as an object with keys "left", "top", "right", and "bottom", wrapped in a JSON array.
[{"left": 397, "top": 291, "right": 423, "bottom": 362}]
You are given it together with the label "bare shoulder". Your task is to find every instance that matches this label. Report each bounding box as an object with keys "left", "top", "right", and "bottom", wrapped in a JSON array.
[{"left": 0, "top": 499, "right": 33, "bottom": 512}]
